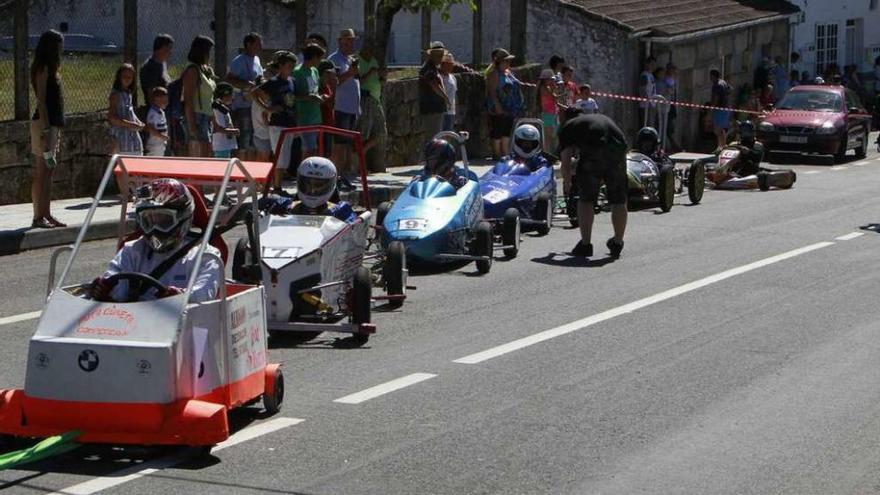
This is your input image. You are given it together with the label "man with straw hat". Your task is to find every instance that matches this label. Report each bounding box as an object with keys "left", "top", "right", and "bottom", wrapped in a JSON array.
[{"left": 419, "top": 41, "right": 451, "bottom": 138}]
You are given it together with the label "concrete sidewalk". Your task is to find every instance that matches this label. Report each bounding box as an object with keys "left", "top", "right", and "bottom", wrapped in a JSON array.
[{"left": 0, "top": 161, "right": 496, "bottom": 256}]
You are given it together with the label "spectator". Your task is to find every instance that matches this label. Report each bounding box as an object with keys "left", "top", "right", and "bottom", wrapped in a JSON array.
[
  {"left": 107, "top": 63, "right": 145, "bottom": 156},
  {"left": 845, "top": 64, "right": 866, "bottom": 102},
  {"left": 226, "top": 32, "right": 264, "bottom": 159},
  {"left": 419, "top": 41, "right": 450, "bottom": 140},
  {"left": 709, "top": 68, "right": 732, "bottom": 151},
  {"left": 29, "top": 30, "right": 65, "bottom": 229},
  {"left": 211, "top": 83, "right": 239, "bottom": 159},
  {"left": 140, "top": 34, "right": 174, "bottom": 105},
  {"left": 742, "top": 88, "right": 762, "bottom": 122},
  {"left": 440, "top": 53, "right": 458, "bottom": 131},
  {"left": 328, "top": 28, "right": 361, "bottom": 174},
  {"left": 560, "top": 65, "right": 578, "bottom": 106},
  {"left": 662, "top": 63, "right": 680, "bottom": 151},
  {"left": 318, "top": 60, "right": 338, "bottom": 158},
  {"left": 538, "top": 69, "right": 559, "bottom": 151},
  {"left": 358, "top": 40, "right": 388, "bottom": 169},
  {"left": 548, "top": 54, "right": 566, "bottom": 84},
  {"left": 294, "top": 43, "right": 326, "bottom": 158},
  {"left": 484, "top": 48, "right": 502, "bottom": 77},
  {"left": 753, "top": 57, "right": 770, "bottom": 95},
  {"left": 486, "top": 48, "right": 532, "bottom": 160},
  {"left": 873, "top": 56, "right": 880, "bottom": 131},
  {"left": 298, "top": 32, "right": 329, "bottom": 66},
  {"left": 575, "top": 84, "right": 599, "bottom": 114},
  {"left": 789, "top": 70, "right": 800, "bottom": 88},
  {"left": 771, "top": 56, "right": 789, "bottom": 101},
  {"left": 638, "top": 56, "right": 657, "bottom": 127},
  {"left": 759, "top": 83, "right": 775, "bottom": 110},
  {"left": 145, "top": 87, "right": 170, "bottom": 157},
  {"left": 790, "top": 52, "right": 802, "bottom": 83},
  {"left": 249, "top": 75, "right": 273, "bottom": 162},
  {"left": 255, "top": 51, "right": 298, "bottom": 191},
  {"left": 182, "top": 36, "right": 218, "bottom": 157}
]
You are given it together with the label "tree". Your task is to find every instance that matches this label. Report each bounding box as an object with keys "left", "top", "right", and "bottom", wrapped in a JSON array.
[{"left": 368, "top": 0, "right": 476, "bottom": 68}]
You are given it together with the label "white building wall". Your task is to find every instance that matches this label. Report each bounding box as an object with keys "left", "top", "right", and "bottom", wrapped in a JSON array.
[{"left": 789, "top": 0, "right": 880, "bottom": 76}]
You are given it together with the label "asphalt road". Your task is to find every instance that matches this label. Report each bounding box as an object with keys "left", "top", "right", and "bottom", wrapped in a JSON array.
[{"left": 2, "top": 143, "right": 880, "bottom": 494}]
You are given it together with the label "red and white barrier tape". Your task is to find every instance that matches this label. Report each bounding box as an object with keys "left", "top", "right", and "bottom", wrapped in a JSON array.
[{"left": 590, "top": 91, "right": 832, "bottom": 118}]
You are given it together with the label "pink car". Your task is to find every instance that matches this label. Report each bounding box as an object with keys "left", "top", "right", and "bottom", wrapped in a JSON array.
[{"left": 756, "top": 85, "right": 872, "bottom": 162}]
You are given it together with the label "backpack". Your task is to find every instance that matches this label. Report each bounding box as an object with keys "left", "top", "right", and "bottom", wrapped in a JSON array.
[{"left": 166, "top": 63, "right": 198, "bottom": 119}]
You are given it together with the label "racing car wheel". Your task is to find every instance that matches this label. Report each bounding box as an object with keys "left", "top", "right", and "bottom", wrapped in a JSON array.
[{"left": 103, "top": 272, "right": 171, "bottom": 303}]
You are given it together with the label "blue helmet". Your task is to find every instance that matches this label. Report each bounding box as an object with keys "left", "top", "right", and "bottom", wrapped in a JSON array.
[{"left": 423, "top": 139, "right": 457, "bottom": 178}]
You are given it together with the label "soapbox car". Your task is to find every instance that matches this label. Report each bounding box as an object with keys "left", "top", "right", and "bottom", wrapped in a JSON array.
[
  {"left": 480, "top": 118, "right": 556, "bottom": 241},
  {"left": 376, "top": 131, "right": 500, "bottom": 273},
  {"left": 231, "top": 126, "right": 407, "bottom": 343},
  {"left": 687, "top": 143, "right": 796, "bottom": 191},
  {"left": 0, "top": 155, "right": 282, "bottom": 450}
]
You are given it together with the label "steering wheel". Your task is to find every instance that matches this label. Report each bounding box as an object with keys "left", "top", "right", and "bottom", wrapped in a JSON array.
[{"left": 104, "top": 272, "right": 170, "bottom": 303}]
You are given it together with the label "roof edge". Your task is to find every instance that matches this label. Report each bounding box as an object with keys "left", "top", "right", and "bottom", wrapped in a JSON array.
[
  {"left": 646, "top": 13, "right": 794, "bottom": 44},
  {"left": 558, "top": 1, "right": 635, "bottom": 32}
]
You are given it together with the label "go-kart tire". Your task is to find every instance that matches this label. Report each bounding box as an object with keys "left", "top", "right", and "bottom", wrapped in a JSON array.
[
  {"left": 687, "top": 161, "right": 705, "bottom": 205},
  {"left": 376, "top": 201, "right": 393, "bottom": 230},
  {"left": 383, "top": 241, "right": 406, "bottom": 309},
  {"left": 474, "top": 221, "right": 493, "bottom": 275},
  {"left": 502, "top": 208, "right": 520, "bottom": 258},
  {"left": 262, "top": 367, "right": 284, "bottom": 415},
  {"left": 232, "top": 238, "right": 251, "bottom": 283},
  {"left": 757, "top": 172, "right": 771, "bottom": 191},
  {"left": 856, "top": 129, "right": 868, "bottom": 159},
  {"left": 535, "top": 192, "right": 553, "bottom": 236},
  {"left": 658, "top": 165, "right": 675, "bottom": 213},
  {"left": 352, "top": 266, "right": 372, "bottom": 325}
]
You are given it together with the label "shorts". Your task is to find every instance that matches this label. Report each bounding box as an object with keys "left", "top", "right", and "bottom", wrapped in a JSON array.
[
  {"left": 488, "top": 113, "right": 514, "bottom": 140},
  {"left": 541, "top": 112, "right": 558, "bottom": 129},
  {"left": 253, "top": 135, "right": 272, "bottom": 153},
  {"left": 233, "top": 108, "right": 254, "bottom": 150},
  {"left": 442, "top": 113, "right": 455, "bottom": 132},
  {"left": 214, "top": 149, "right": 232, "bottom": 158},
  {"left": 185, "top": 113, "right": 212, "bottom": 143},
  {"left": 334, "top": 111, "right": 358, "bottom": 145},
  {"left": 145, "top": 143, "right": 167, "bottom": 157},
  {"left": 30, "top": 120, "right": 61, "bottom": 156},
  {"left": 576, "top": 146, "right": 628, "bottom": 205},
  {"left": 712, "top": 110, "right": 731, "bottom": 130}
]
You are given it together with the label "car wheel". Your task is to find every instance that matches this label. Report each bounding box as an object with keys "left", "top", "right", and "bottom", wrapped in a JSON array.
[
  {"left": 352, "top": 266, "right": 372, "bottom": 326},
  {"left": 856, "top": 129, "right": 868, "bottom": 159},
  {"left": 658, "top": 165, "right": 675, "bottom": 213},
  {"left": 835, "top": 135, "right": 849, "bottom": 163},
  {"left": 375, "top": 201, "right": 393, "bottom": 230},
  {"left": 383, "top": 241, "right": 406, "bottom": 309},
  {"left": 474, "top": 221, "right": 493, "bottom": 274},
  {"left": 687, "top": 161, "right": 705, "bottom": 205},
  {"left": 262, "top": 367, "right": 284, "bottom": 415},
  {"left": 757, "top": 171, "right": 771, "bottom": 191},
  {"left": 502, "top": 208, "right": 520, "bottom": 258},
  {"left": 535, "top": 192, "right": 553, "bottom": 236},
  {"left": 232, "top": 238, "right": 252, "bottom": 283}
]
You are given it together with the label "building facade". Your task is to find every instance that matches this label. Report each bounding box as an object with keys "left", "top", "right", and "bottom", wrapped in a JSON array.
[{"left": 788, "top": 0, "right": 880, "bottom": 77}]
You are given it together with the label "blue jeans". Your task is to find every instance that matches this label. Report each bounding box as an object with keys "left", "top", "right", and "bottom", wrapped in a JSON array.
[{"left": 442, "top": 113, "right": 455, "bottom": 131}]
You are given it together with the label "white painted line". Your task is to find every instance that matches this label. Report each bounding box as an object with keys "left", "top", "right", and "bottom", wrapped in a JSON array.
[
  {"left": 334, "top": 373, "right": 437, "bottom": 404},
  {"left": 804, "top": 171, "right": 822, "bottom": 175},
  {"left": 854, "top": 161, "right": 871, "bottom": 166},
  {"left": 48, "top": 417, "right": 304, "bottom": 495},
  {"left": 830, "top": 166, "right": 849, "bottom": 171},
  {"left": 835, "top": 232, "right": 865, "bottom": 241},
  {"left": 454, "top": 242, "right": 835, "bottom": 365},
  {"left": 0, "top": 310, "right": 41, "bottom": 326}
]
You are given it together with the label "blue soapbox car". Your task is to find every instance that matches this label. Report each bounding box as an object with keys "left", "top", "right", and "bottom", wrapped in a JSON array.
[{"left": 376, "top": 131, "right": 519, "bottom": 274}]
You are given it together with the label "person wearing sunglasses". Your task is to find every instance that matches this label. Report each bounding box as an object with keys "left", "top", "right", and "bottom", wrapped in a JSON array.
[{"left": 89, "top": 178, "right": 222, "bottom": 303}]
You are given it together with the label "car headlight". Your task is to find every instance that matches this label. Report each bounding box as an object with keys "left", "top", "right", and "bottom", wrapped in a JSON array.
[
  {"left": 758, "top": 121, "right": 775, "bottom": 132},
  {"left": 815, "top": 121, "right": 839, "bottom": 135}
]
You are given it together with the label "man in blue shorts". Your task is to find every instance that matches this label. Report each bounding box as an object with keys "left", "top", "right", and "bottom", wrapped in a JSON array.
[{"left": 710, "top": 69, "right": 732, "bottom": 152}]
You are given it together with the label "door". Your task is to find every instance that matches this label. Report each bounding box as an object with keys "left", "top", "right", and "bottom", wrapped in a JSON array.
[
  {"left": 815, "top": 22, "right": 839, "bottom": 75},
  {"left": 845, "top": 19, "right": 863, "bottom": 67},
  {"left": 844, "top": 89, "right": 869, "bottom": 150}
]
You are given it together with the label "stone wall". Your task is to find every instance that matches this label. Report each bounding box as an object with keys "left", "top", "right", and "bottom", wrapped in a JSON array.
[{"left": 0, "top": 112, "right": 115, "bottom": 205}]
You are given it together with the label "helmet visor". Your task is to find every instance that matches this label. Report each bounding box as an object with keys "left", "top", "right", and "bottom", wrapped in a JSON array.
[
  {"left": 137, "top": 208, "right": 182, "bottom": 234},
  {"left": 298, "top": 176, "right": 334, "bottom": 198},
  {"left": 515, "top": 137, "right": 539, "bottom": 154}
]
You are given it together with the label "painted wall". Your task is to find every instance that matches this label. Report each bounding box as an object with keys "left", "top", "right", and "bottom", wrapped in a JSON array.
[{"left": 788, "top": 0, "right": 880, "bottom": 75}]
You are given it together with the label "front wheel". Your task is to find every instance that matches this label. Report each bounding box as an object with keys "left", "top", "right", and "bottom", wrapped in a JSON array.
[
  {"left": 383, "top": 241, "right": 406, "bottom": 308},
  {"left": 262, "top": 367, "right": 284, "bottom": 415},
  {"left": 687, "top": 161, "right": 705, "bottom": 205},
  {"left": 855, "top": 129, "right": 868, "bottom": 159},
  {"left": 535, "top": 193, "right": 553, "bottom": 236},
  {"left": 352, "top": 266, "right": 372, "bottom": 326},
  {"left": 757, "top": 172, "right": 771, "bottom": 191},
  {"left": 835, "top": 135, "right": 849, "bottom": 163},
  {"left": 474, "top": 221, "right": 493, "bottom": 274},
  {"left": 502, "top": 208, "right": 520, "bottom": 258},
  {"left": 375, "top": 201, "right": 392, "bottom": 229},
  {"left": 658, "top": 165, "right": 675, "bottom": 213},
  {"left": 232, "top": 238, "right": 251, "bottom": 283}
]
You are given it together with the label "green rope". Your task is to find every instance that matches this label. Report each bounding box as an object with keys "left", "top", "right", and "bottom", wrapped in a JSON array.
[{"left": 0, "top": 431, "right": 80, "bottom": 471}]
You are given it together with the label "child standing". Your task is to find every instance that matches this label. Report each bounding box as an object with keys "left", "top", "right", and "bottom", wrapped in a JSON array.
[
  {"left": 538, "top": 69, "right": 559, "bottom": 152},
  {"left": 107, "top": 63, "right": 145, "bottom": 156},
  {"left": 560, "top": 65, "right": 578, "bottom": 106},
  {"left": 318, "top": 60, "right": 337, "bottom": 157},
  {"left": 293, "top": 43, "right": 326, "bottom": 157},
  {"left": 250, "top": 75, "right": 273, "bottom": 162},
  {"left": 212, "top": 83, "right": 239, "bottom": 158},
  {"left": 574, "top": 84, "right": 599, "bottom": 114},
  {"left": 145, "top": 86, "right": 169, "bottom": 156},
  {"left": 255, "top": 51, "right": 298, "bottom": 191}
]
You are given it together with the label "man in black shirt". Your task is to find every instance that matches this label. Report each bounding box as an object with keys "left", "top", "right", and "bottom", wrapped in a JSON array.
[
  {"left": 140, "top": 34, "right": 174, "bottom": 105},
  {"left": 419, "top": 41, "right": 451, "bottom": 139},
  {"left": 558, "top": 110, "right": 629, "bottom": 258}
]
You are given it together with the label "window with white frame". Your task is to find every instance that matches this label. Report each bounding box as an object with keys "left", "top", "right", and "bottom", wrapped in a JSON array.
[{"left": 815, "top": 23, "right": 839, "bottom": 74}]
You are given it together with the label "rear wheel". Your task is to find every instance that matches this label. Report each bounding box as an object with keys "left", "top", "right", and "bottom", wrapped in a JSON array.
[
  {"left": 535, "top": 192, "right": 553, "bottom": 236},
  {"left": 383, "top": 241, "right": 406, "bottom": 309},
  {"left": 375, "top": 201, "right": 392, "bottom": 229},
  {"left": 757, "top": 172, "right": 771, "bottom": 191},
  {"left": 352, "top": 266, "right": 372, "bottom": 325},
  {"left": 658, "top": 165, "right": 675, "bottom": 213},
  {"left": 687, "top": 161, "right": 705, "bottom": 205},
  {"left": 262, "top": 367, "right": 284, "bottom": 415},
  {"left": 502, "top": 208, "right": 520, "bottom": 258},
  {"left": 232, "top": 238, "right": 252, "bottom": 283},
  {"left": 856, "top": 129, "right": 868, "bottom": 159},
  {"left": 474, "top": 221, "right": 493, "bottom": 274}
]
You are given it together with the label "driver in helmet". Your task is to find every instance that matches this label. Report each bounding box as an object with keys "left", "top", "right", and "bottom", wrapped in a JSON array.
[
  {"left": 89, "top": 178, "right": 223, "bottom": 303},
  {"left": 259, "top": 156, "right": 356, "bottom": 222},
  {"left": 509, "top": 123, "right": 549, "bottom": 171},
  {"left": 728, "top": 120, "right": 764, "bottom": 176},
  {"left": 422, "top": 138, "right": 467, "bottom": 189},
  {"left": 634, "top": 126, "right": 664, "bottom": 162}
]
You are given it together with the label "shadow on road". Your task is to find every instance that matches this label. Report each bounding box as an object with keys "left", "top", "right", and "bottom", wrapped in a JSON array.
[{"left": 531, "top": 252, "right": 616, "bottom": 268}]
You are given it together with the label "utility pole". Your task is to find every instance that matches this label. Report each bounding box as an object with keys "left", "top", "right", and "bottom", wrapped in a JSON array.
[
  {"left": 13, "top": 0, "right": 28, "bottom": 120},
  {"left": 364, "top": 0, "right": 376, "bottom": 42},
  {"left": 295, "top": 0, "right": 308, "bottom": 48},
  {"left": 421, "top": 8, "right": 431, "bottom": 61},
  {"left": 472, "top": 0, "right": 482, "bottom": 67}
]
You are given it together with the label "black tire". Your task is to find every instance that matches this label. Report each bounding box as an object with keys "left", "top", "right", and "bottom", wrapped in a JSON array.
[
  {"left": 383, "top": 241, "right": 406, "bottom": 309},
  {"left": 263, "top": 367, "right": 284, "bottom": 415},
  {"left": 352, "top": 266, "right": 372, "bottom": 325},
  {"left": 232, "top": 238, "right": 251, "bottom": 283},
  {"left": 835, "top": 135, "right": 849, "bottom": 163},
  {"left": 658, "top": 165, "right": 675, "bottom": 213},
  {"left": 687, "top": 161, "right": 705, "bottom": 205},
  {"left": 474, "top": 221, "right": 493, "bottom": 274},
  {"left": 502, "top": 208, "right": 520, "bottom": 258},
  {"left": 376, "top": 201, "right": 392, "bottom": 229},
  {"left": 757, "top": 172, "right": 771, "bottom": 191},
  {"left": 535, "top": 192, "right": 553, "bottom": 236},
  {"left": 856, "top": 129, "right": 868, "bottom": 159}
]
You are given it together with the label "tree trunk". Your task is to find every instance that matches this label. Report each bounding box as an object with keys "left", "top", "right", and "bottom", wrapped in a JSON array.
[
  {"left": 374, "top": 1, "right": 401, "bottom": 69},
  {"left": 510, "top": 0, "right": 527, "bottom": 66},
  {"left": 472, "top": 0, "right": 482, "bottom": 67},
  {"left": 363, "top": 0, "right": 376, "bottom": 41},
  {"left": 420, "top": 8, "right": 431, "bottom": 63}
]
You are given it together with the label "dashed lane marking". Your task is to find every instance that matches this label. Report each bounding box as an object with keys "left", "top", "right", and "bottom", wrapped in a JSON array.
[
  {"left": 835, "top": 232, "right": 865, "bottom": 241},
  {"left": 830, "top": 166, "right": 849, "bottom": 171},
  {"left": 804, "top": 171, "right": 822, "bottom": 175},
  {"left": 0, "top": 311, "right": 41, "bottom": 326},
  {"left": 334, "top": 373, "right": 438, "bottom": 404}
]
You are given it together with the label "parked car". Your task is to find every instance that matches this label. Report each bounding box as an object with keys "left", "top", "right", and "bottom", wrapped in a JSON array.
[
  {"left": 756, "top": 85, "right": 872, "bottom": 162},
  {"left": 0, "top": 33, "right": 120, "bottom": 54}
]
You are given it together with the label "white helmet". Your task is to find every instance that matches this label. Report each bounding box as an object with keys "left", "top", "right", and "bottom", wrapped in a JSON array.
[
  {"left": 297, "top": 156, "right": 337, "bottom": 208},
  {"left": 512, "top": 124, "right": 541, "bottom": 159}
]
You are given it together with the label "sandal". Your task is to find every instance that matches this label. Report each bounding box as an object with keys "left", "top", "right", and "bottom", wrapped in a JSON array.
[
  {"left": 31, "top": 217, "right": 53, "bottom": 229},
  {"left": 46, "top": 215, "right": 67, "bottom": 228}
]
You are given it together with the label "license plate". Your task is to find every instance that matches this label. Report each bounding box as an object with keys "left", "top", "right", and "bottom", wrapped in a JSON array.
[{"left": 780, "top": 135, "right": 808, "bottom": 144}]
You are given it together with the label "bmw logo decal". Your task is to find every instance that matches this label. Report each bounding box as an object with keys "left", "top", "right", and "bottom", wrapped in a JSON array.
[{"left": 78, "top": 349, "right": 99, "bottom": 372}]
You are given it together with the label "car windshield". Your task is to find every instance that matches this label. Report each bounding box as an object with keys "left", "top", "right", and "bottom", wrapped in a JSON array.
[{"left": 776, "top": 91, "right": 842, "bottom": 112}]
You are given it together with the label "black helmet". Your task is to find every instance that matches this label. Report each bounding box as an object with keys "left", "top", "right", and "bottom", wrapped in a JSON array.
[
  {"left": 423, "top": 139, "right": 457, "bottom": 178},
  {"left": 636, "top": 127, "right": 660, "bottom": 156},
  {"left": 739, "top": 121, "right": 756, "bottom": 145}
]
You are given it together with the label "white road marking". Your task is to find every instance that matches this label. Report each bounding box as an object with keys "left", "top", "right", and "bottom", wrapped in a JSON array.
[
  {"left": 854, "top": 161, "right": 871, "bottom": 166},
  {"left": 47, "top": 417, "right": 304, "bottom": 495},
  {"left": 804, "top": 171, "right": 822, "bottom": 175},
  {"left": 0, "top": 310, "right": 41, "bottom": 326},
  {"left": 334, "top": 373, "right": 437, "bottom": 404},
  {"left": 830, "top": 166, "right": 848, "bottom": 171},
  {"left": 835, "top": 232, "right": 865, "bottom": 241},
  {"left": 454, "top": 242, "right": 835, "bottom": 365}
]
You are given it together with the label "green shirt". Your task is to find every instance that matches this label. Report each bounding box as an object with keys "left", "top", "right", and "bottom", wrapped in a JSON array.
[
  {"left": 293, "top": 65, "right": 322, "bottom": 125},
  {"left": 358, "top": 56, "right": 382, "bottom": 102}
]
